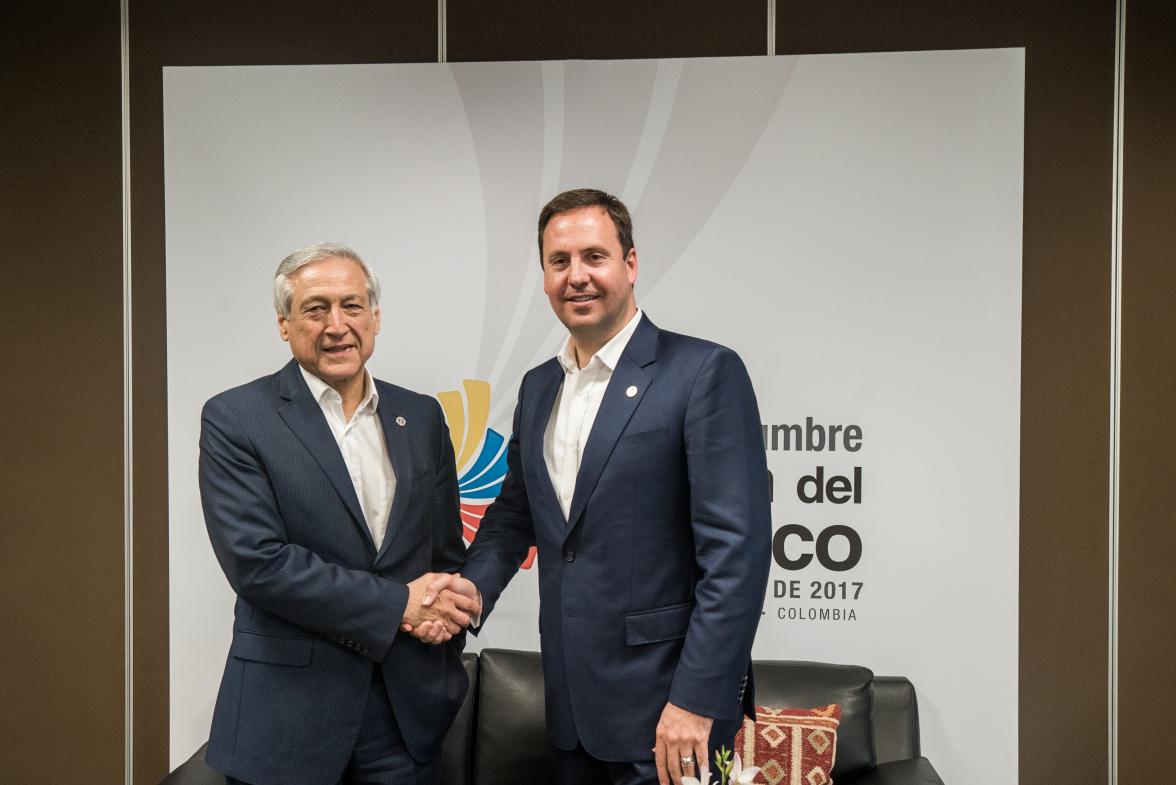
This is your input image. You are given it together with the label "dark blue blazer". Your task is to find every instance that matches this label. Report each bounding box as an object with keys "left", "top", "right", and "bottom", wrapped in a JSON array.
[
  {"left": 199, "top": 360, "right": 467, "bottom": 785},
  {"left": 461, "top": 315, "right": 772, "bottom": 761}
]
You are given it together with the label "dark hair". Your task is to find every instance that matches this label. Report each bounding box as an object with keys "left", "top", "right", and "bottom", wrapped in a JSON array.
[{"left": 536, "top": 188, "right": 634, "bottom": 264}]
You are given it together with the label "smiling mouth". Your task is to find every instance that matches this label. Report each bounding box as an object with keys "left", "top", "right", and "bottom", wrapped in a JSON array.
[
  {"left": 323, "top": 345, "right": 354, "bottom": 355},
  {"left": 566, "top": 294, "right": 598, "bottom": 303}
]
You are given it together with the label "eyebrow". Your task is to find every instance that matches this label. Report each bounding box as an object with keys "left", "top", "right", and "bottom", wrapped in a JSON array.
[
  {"left": 298, "top": 293, "right": 365, "bottom": 310},
  {"left": 547, "top": 245, "right": 609, "bottom": 260}
]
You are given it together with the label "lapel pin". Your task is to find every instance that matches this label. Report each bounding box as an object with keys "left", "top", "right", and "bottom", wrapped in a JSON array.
[
  {"left": 395, "top": 416, "right": 406, "bottom": 427},
  {"left": 625, "top": 385, "right": 638, "bottom": 398}
]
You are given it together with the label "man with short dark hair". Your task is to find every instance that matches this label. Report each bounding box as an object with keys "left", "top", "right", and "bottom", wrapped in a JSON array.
[
  {"left": 424, "top": 190, "right": 772, "bottom": 785},
  {"left": 200, "top": 242, "right": 477, "bottom": 785}
]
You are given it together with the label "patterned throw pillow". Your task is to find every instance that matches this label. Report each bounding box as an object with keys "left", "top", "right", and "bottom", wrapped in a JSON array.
[{"left": 732, "top": 704, "right": 841, "bottom": 785}]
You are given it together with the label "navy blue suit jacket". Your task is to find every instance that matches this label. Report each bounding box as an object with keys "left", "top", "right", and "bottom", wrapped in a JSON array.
[
  {"left": 461, "top": 315, "right": 772, "bottom": 761},
  {"left": 199, "top": 360, "right": 467, "bottom": 785}
]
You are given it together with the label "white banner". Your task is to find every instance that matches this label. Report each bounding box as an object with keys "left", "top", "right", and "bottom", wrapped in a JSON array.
[{"left": 165, "top": 51, "right": 1023, "bottom": 783}]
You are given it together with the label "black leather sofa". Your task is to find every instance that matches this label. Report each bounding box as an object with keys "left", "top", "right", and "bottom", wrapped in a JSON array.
[{"left": 162, "top": 649, "right": 945, "bottom": 785}]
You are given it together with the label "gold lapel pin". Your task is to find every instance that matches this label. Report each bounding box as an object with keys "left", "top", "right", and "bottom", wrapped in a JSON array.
[
  {"left": 395, "top": 416, "right": 407, "bottom": 427},
  {"left": 625, "top": 385, "right": 638, "bottom": 398}
]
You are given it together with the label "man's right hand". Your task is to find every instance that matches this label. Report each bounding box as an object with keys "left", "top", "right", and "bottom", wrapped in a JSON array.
[
  {"left": 422, "top": 573, "right": 482, "bottom": 619},
  {"left": 402, "top": 573, "right": 479, "bottom": 644}
]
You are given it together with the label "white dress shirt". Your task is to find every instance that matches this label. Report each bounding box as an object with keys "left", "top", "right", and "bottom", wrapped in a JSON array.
[
  {"left": 300, "top": 366, "right": 397, "bottom": 549},
  {"left": 544, "top": 309, "right": 644, "bottom": 519}
]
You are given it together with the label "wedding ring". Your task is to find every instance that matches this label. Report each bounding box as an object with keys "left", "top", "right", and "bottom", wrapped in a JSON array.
[{"left": 680, "top": 755, "right": 695, "bottom": 766}]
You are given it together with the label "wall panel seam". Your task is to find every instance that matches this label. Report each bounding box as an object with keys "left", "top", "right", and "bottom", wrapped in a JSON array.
[
  {"left": 121, "top": 0, "right": 134, "bottom": 782},
  {"left": 1109, "top": 2, "right": 1127, "bottom": 785},
  {"left": 767, "top": 0, "right": 776, "bottom": 56}
]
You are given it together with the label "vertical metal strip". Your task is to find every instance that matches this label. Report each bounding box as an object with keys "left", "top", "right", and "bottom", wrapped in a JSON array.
[
  {"left": 1109, "top": 2, "right": 1126, "bottom": 784},
  {"left": 438, "top": 0, "right": 447, "bottom": 63},
  {"left": 121, "top": 0, "right": 134, "bottom": 781},
  {"left": 766, "top": 0, "right": 777, "bottom": 56}
]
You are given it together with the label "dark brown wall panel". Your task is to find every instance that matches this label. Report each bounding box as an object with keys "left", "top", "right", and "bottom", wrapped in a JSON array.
[
  {"left": 0, "top": 2, "right": 125, "bottom": 782},
  {"left": 776, "top": 3, "right": 1116, "bottom": 783},
  {"left": 1120, "top": 1, "right": 1176, "bottom": 780},
  {"left": 448, "top": 0, "right": 766, "bottom": 61},
  {"left": 127, "top": 2, "right": 436, "bottom": 781}
]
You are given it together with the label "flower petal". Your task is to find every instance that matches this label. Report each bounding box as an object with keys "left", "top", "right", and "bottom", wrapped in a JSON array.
[{"left": 737, "top": 766, "right": 761, "bottom": 784}]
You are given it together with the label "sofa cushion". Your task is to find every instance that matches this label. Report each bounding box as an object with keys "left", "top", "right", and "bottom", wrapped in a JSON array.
[
  {"left": 476, "top": 649, "right": 552, "bottom": 785},
  {"left": 838, "top": 756, "right": 944, "bottom": 785},
  {"left": 733, "top": 704, "right": 840, "bottom": 785},
  {"left": 438, "top": 652, "right": 480, "bottom": 785},
  {"left": 750, "top": 661, "right": 875, "bottom": 780}
]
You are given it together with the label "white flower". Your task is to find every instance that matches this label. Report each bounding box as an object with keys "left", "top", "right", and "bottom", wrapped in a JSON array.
[
  {"left": 728, "top": 753, "right": 760, "bottom": 785},
  {"left": 682, "top": 764, "right": 712, "bottom": 785}
]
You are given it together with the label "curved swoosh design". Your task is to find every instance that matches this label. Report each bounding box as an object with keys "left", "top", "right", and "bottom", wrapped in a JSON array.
[{"left": 437, "top": 378, "right": 536, "bottom": 569}]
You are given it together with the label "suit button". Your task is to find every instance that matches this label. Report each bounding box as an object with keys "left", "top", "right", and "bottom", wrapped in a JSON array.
[{"left": 563, "top": 551, "right": 575, "bottom": 562}]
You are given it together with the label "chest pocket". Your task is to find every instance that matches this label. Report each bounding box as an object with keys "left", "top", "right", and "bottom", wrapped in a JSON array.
[{"left": 614, "top": 427, "right": 667, "bottom": 452}]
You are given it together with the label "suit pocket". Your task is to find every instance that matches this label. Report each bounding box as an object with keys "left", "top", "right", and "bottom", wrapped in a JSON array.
[
  {"left": 624, "top": 601, "right": 695, "bottom": 646},
  {"left": 230, "top": 630, "right": 313, "bottom": 667},
  {"left": 615, "top": 427, "right": 667, "bottom": 452}
]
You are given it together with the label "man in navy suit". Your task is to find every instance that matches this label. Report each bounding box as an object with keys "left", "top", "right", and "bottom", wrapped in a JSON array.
[
  {"left": 199, "top": 242, "right": 477, "bottom": 785},
  {"left": 423, "top": 190, "right": 772, "bottom": 785}
]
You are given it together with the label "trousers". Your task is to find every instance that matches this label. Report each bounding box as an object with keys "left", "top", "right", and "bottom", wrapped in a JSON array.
[{"left": 228, "top": 668, "right": 439, "bottom": 785}]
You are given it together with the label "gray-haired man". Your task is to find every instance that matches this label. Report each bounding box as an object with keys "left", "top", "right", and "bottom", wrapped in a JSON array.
[{"left": 200, "top": 243, "right": 477, "bottom": 785}]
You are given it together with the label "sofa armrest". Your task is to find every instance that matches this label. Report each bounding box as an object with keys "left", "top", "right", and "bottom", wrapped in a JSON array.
[
  {"left": 840, "top": 757, "right": 945, "bottom": 785},
  {"left": 871, "top": 676, "right": 921, "bottom": 763},
  {"left": 158, "top": 743, "right": 223, "bottom": 785}
]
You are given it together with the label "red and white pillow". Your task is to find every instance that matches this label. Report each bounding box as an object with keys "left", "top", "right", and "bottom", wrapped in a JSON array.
[{"left": 732, "top": 704, "right": 841, "bottom": 785}]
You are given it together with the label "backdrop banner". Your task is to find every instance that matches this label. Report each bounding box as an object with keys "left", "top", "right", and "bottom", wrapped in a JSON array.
[{"left": 164, "top": 51, "right": 1023, "bottom": 784}]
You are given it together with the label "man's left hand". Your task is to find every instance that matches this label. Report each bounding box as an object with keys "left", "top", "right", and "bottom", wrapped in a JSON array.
[{"left": 653, "top": 701, "right": 713, "bottom": 785}]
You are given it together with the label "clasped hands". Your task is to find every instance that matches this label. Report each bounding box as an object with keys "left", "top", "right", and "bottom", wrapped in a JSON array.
[{"left": 400, "top": 572, "right": 481, "bottom": 644}]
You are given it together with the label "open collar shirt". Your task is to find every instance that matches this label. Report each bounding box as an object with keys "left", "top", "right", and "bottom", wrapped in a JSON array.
[
  {"left": 300, "top": 365, "right": 397, "bottom": 549},
  {"left": 543, "top": 309, "right": 643, "bottom": 519}
]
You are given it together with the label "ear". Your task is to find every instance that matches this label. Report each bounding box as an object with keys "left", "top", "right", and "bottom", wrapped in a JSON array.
[
  {"left": 373, "top": 305, "right": 381, "bottom": 335},
  {"left": 277, "top": 313, "right": 290, "bottom": 342},
  {"left": 625, "top": 247, "right": 638, "bottom": 286}
]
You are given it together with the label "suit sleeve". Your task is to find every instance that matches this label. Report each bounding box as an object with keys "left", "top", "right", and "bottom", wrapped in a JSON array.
[
  {"left": 430, "top": 397, "right": 466, "bottom": 576},
  {"left": 428, "top": 398, "right": 473, "bottom": 651},
  {"left": 668, "top": 347, "right": 772, "bottom": 720},
  {"left": 199, "top": 395, "right": 408, "bottom": 662},
  {"left": 457, "top": 378, "right": 537, "bottom": 624}
]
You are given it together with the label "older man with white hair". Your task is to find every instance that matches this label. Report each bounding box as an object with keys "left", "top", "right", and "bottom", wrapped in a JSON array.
[{"left": 199, "top": 242, "right": 477, "bottom": 785}]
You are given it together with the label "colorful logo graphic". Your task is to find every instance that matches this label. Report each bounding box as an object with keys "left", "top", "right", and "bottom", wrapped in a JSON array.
[{"left": 437, "top": 380, "right": 536, "bottom": 569}]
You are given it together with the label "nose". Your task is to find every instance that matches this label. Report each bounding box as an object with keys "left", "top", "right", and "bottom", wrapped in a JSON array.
[
  {"left": 568, "top": 258, "right": 590, "bottom": 287},
  {"left": 324, "top": 305, "right": 348, "bottom": 334}
]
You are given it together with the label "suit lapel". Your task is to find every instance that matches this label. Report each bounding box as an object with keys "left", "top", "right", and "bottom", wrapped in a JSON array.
[
  {"left": 276, "top": 361, "right": 375, "bottom": 552},
  {"left": 525, "top": 360, "right": 568, "bottom": 528},
  {"left": 374, "top": 385, "right": 416, "bottom": 563},
  {"left": 565, "top": 316, "right": 658, "bottom": 535}
]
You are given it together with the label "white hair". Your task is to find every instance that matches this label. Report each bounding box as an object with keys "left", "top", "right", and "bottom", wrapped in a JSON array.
[{"left": 273, "top": 242, "right": 381, "bottom": 317}]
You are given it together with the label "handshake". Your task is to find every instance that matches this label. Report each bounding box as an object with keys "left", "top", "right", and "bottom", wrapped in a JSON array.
[{"left": 401, "top": 573, "right": 482, "bottom": 644}]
